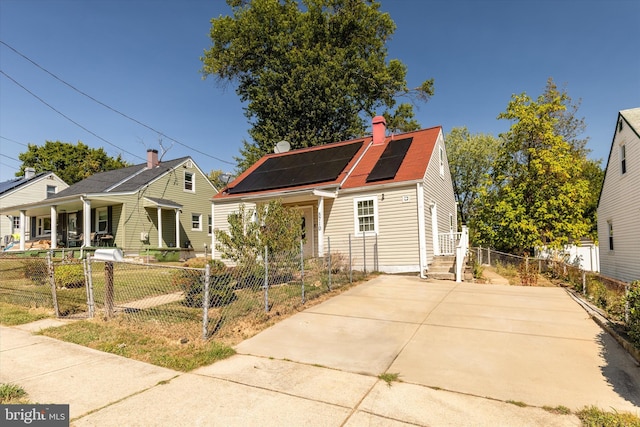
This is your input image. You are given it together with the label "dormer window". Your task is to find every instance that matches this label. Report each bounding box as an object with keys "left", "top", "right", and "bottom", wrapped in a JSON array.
[
  {"left": 184, "top": 171, "right": 194, "bottom": 192},
  {"left": 46, "top": 185, "right": 56, "bottom": 198}
]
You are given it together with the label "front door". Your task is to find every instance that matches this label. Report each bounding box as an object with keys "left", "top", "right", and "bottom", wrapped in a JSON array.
[{"left": 300, "top": 206, "right": 315, "bottom": 257}]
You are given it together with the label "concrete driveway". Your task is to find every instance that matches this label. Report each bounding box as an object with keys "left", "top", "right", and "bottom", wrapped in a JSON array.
[{"left": 228, "top": 275, "right": 640, "bottom": 412}]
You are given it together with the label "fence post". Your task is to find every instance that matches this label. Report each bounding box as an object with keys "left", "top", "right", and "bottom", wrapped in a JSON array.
[
  {"left": 374, "top": 234, "right": 378, "bottom": 272},
  {"left": 203, "top": 263, "right": 210, "bottom": 340},
  {"left": 47, "top": 250, "right": 60, "bottom": 317},
  {"left": 625, "top": 283, "right": 630, "bottom": 324},
  {"left": 349, "top": 234, "right": 352, "bottom": 284},
  {"left": 300, "top": 240, "right": 305, "bottom": 304},
  {"left": 363, "top": 232, "right": 367, "bottom": 275},
  {"left": 487, "top": 248, "right": 491, "bottom": 266},
  {"left": 582, "top": 271, "right": 587, "bottom": 296},
  {"left": 327, "top": 237, "right": 332, "bottom": 291},
  {"left": 84, "top": 258, "right": 95, "bottom": 318},
  {"left": 264, "top": 246, "right": 269, "bottom": 313},
  {"left": 105, "top": 260, "right": 115, "bottom": 318}
]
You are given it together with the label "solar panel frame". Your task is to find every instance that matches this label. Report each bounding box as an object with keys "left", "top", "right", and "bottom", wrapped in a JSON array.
[
  {"left": 228, "top": 141, "right": 363, "bottom": 194},
  {"left": 366, "top": 137, "right": 413, "bottom": 182}
]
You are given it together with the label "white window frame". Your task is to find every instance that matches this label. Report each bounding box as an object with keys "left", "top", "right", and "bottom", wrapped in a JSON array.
[
  {"left": 46, "top": 185, "right": 56, "bottom": 198},
  {"left": 184, "top": 171, "right": 195, "bottom": 192},
  {"left": 96, "top": 207, "right": 108, "bottom": 233},
  {"left": 608, "top": 220, "right": 614, "bottom": 251},
  {"left": 620, "top": 144, "right": 627, "bottom": 175},
  {"left": 191, "top": 213, "right": 202, "bottom": 231},
  {"left": 207, "top": 214, "right": 212, "bottom": 235},
  {"left": 439, "top": 146, "right": 445, "bottom": 177},
  {"left": 12, "top": 216, "right": 20, "bottom": 233},
  {"left": 353, "top": 196, "right": 378, "bottom": 236}
]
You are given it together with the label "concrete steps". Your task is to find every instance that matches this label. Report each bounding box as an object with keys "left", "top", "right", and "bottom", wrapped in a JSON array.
[{"left": 426, "top": 255, "right": 473, "bottom": 281}]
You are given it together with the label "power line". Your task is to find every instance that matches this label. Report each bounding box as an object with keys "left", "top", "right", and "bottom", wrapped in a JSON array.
[
  {"left": 0, "top": 70, "right": 145, "bottom": 161},
  {"left": 0, "top": 136, "right": 29, "bottom": 146},
  {"left": 0, "top": 40, "right": 235, "bottom": 166},
  {"left": 0, "top": 153, "right": 20, "bottom": 162}
]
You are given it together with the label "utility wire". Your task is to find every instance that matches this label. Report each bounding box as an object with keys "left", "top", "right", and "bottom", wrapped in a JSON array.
[
  {"left": 0, "top": 136, "right": 29, "bottom": 146},
  {"left": 0, "top": 70, "right": 145, "bottom": 161},
  {"left": 0, "top": 153, "right": 20, "bottom": 162},
  {"left": 1, "top": 40, "right": 234, "bottom": 166}
]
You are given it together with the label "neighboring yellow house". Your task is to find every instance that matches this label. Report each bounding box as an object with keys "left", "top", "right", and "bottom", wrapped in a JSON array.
[
  {"left": 212, "top": 117, "right": 458, "bottom": 276},
  {"left": 0, "top": 168, "right": 68, "bottom": 248},
  {"left": 0, "top": 150, "right": 217, "bottom": 254}
]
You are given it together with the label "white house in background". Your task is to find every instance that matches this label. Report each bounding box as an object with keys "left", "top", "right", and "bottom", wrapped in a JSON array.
[
  {"left": 536, "top": 238, "right": 600, "bottom": 272},
  {"left": 0, "top": 168, "right": 68, "bottom": 248},
  {"left": 212, "top": 116, "right": 458, "bottom": 276},
  {"left": 597, "top": 107, "right": 640, "bottom": 283}
]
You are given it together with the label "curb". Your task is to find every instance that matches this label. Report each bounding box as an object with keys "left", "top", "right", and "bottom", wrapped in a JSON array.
[{"left": 565, "top": 288, "right": 640, "bottom": 366}]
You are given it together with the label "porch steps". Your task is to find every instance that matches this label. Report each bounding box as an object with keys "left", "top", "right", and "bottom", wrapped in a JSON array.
[{"left": 426, "top": 255, "right": 473, "bottom": 281}]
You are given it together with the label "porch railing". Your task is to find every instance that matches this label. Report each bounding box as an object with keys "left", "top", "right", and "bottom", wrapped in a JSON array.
[{"left": 438, "top": 232, "right": 462, "bottom": 256}]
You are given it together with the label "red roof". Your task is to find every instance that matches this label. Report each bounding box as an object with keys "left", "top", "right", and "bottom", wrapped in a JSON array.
[{"left": 214, "top": 126, "right": 441, "bottom": 200}]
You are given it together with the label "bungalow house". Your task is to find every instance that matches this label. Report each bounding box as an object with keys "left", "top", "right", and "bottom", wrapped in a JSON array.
[
  {"left": 0, "top": 168, "right": 69, "bottom": 248},
  {"left": 0, "top": 150, "right": 217, "bottom": 253},
  {"left": 597, "top": 107, "right": 640, "bottom": 283},
  {"left": 211, "top": 117, "right": 458, "bottom": 276}
]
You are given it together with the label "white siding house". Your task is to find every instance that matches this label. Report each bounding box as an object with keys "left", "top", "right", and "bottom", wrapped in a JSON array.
[
  {"left": 212, "top": 117, "right": 458, "bottom": 276},
  {"left": 597, "top": 107, "right": 640, "bottom": 283},
  {"left": 0, "top": 168, "right": 68, "bottom": 247}
]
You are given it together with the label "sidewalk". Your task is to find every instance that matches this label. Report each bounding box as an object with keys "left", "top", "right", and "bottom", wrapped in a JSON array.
[{"left": 2, "top": 275, "right": 639, "bottom": 426}]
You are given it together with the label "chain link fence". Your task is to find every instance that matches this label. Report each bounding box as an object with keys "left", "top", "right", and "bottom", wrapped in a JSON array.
[{"left": 0, "top": 239, "right": 373, "bottom": 342}]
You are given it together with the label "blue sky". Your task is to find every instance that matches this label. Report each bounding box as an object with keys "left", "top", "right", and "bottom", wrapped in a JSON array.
[{"left": 1, "top": 0, "right": 638, "bottom": 183}]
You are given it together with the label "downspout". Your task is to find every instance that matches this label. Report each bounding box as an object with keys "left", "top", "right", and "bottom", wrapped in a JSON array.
[{"left": 417, "top": 183, "right": 427, "bottom": 279}]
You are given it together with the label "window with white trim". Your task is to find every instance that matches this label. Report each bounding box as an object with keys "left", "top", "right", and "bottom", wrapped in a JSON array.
[
  {"left": 36, "top": 216, "right": 51, "bottom": 236},
  {"left": 608, "top": 221, "right": 614, "bottom": 251},
  {"left": 207, "top": 214, "right": 212, "bottom": 235},
  {"left": 439, "top": 146, "right": 445, "bottom": 177},
  {"left": 621, "top": 144, "right": 627, "bottom": 175},
  {"left": 192, "top": 213, "right": 202, "bottom": 231},
  {"left": 184, "top": 171, "right": 194, "bottom": 192},
  {"left": 354, "top": 197, "right": 378, "bottom": 235},
  {"left": 96, "top": 208, "right": 108, "bottom": 233},
  {"left": 46, "top": 185, "right": 56, "bottom": 198},
  {"left": 12, "top": 216, "right": 20, "bottom": 233}
]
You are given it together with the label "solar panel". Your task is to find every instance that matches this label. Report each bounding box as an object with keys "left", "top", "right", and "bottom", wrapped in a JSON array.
[
  {"left": 366, "top": 137, "right": 413, "bottom": 182},
  {"left": 228, "top": 141, "right": 363, "bottom": 194}
]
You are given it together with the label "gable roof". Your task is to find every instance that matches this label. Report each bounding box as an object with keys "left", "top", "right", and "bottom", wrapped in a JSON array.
[
  {"left": 620, "top": 108, "right": 640, "bottom": 137},
  {"left": 50, "top": 157, "right": 190, "bottom": 199},
  {"left": 214, "top": 126, "right": 441, "bottom": 200},
  {"left": 0, "top": 172, "right": 60, "bottom": 196}
]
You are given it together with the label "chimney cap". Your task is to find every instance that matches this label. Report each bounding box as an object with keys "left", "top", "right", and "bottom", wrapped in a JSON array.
[{"left": 372, "top": 115, "right": 386, "bottom": 125}]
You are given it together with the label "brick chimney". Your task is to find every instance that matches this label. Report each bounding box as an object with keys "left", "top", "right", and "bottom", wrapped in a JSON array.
[
  {"left": 372, "top": 115, "right": 387, "bottom": 145},
  {"left": 147, "top": 149, "right": 159, "bottom": 169}
]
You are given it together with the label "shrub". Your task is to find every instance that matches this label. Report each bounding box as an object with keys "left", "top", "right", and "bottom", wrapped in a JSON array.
[
  {"left": 21, "top": 259, "right": 48, "bottom": 285},
  {"left": 54, "top": 263, "right": 85, "bottom": 288},
  {"left": 628, "top": 281, "right": 640, "bottom": 348},
  {"left": 518, "top": 257, "right": 538, "bottom": 286},
  {"left": 171, "top": 265, "right": 235, "bottom": 308}
]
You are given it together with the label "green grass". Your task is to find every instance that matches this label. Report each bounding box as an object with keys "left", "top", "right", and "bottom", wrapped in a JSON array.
[
  {"left": 543, "top": 405, "right": 571, "bottom": 415},
  {"left": 0, "top": 302, "right": 51, "bottom": 325},
  {"left": 378, "top": 372, "right": 401, "bottom": 387},
  {"left": 506, "top": 399, "right": 527, "bottom": 407},
  {"left": 39, "top": 320, "right": 236, "bottom": 371},
  {"left": 577, "top": 406, "right": 640, "bottom": 427},
  {"left": 0, "top": 383, "right": 29, "bottom": 404}
]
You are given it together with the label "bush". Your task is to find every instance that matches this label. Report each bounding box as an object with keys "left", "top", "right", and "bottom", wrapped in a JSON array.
[
  {"left": 628, "top": 281, "right": 640, "bottom": 348},
  {"left": 518, "top": 257, "right": 538, "bottom": 286},
  {"left": 22, "top": 259, "right": 48, "bottom": 285},
  {"left": 171, "top": 265, "right": 235, "bottom": 308},
  {"left": 54, "top": 263, "right": 85, "bottom": 288}
]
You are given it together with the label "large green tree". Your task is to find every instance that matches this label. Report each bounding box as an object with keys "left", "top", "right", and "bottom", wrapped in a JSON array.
[
  {"left": 445, "top": 127, "right": 499, "bottom": 226},
  {"left": 18, "top": 140, "right": 129, "bottom": 185},
  {"left": 472, "top": 81, "right": 592, "bottom": 254},
  {"left": 201, "top": 0, "right": 433, "bottom": 171}
]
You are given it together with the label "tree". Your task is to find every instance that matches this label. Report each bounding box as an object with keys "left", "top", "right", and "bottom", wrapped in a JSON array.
[
  {"left": 201, "top": 0, "right": 434, "bottom": 172},
  {"left": 214, "top": 200, "right": 302, "bottom": 266},
  {"left": 472, "top": 82, "right": 592, "bottom": 254},
  {"left": 18, "top": 140, "right": 129, "bottom": 185},
  {"left": 445, "top": 127, "right": 499, "bottom": 226}
]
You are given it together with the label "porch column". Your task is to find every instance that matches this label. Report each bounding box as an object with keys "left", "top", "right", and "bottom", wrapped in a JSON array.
[
  {"left": 174, "top": 208, "right": 180, "bottom": 249},
  {"left": 19, "top": 210, "right": 26, "bottom": 251},
  {"left": 417, "top": 183, "right": 427, "bottom": 277},
  {"left": 317, "top": 197, "right": 324, "bottom": 256},
  {"left": 50, "top": 205, "right": 58, "bottom": 249},
  {"left": 210, "top": 203, "right": 215, "bottom": 259},
  {"left": 82, "top": 198, "right": 91, "bottom": 247},
  {"left": 157, "top": 207, "right": 163, "bottom": 248}
]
